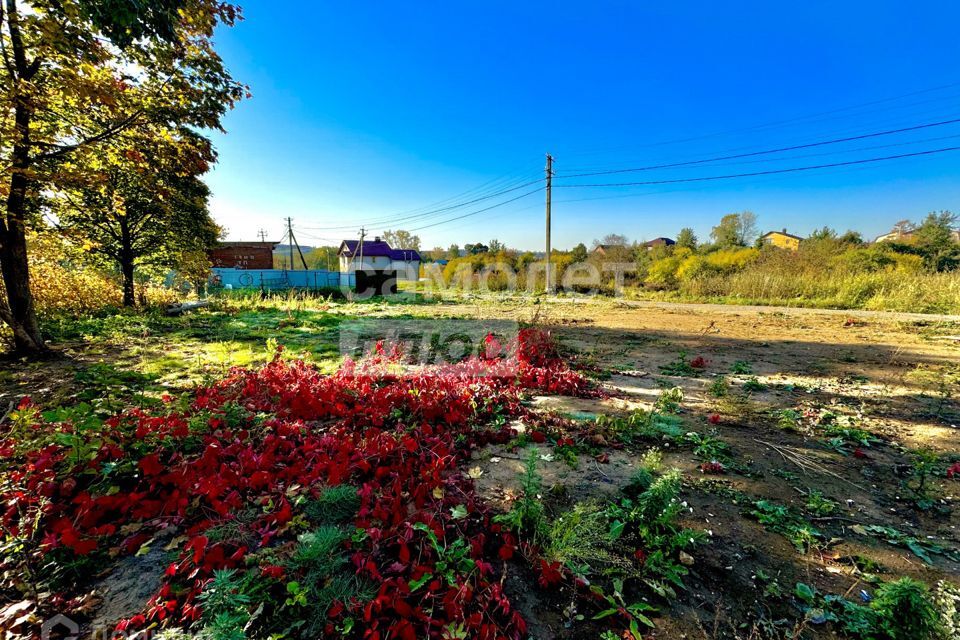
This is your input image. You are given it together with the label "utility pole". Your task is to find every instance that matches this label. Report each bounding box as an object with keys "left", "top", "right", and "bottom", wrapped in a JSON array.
[
  {"left": 286, "top": 217, "right": 295, "bottom": 271},
  {"left": 356, "top": 227, "right": 366, "bottom": 271},
  {"left": 257, "top": 228, "right": 267, "bottom": 242},
  {"left": 545, "top": 153, "right": 554, "bottom": 294}
]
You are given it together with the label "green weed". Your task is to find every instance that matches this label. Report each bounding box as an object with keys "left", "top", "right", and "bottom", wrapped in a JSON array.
[{"left": 748, "top": 500, "right": 822, "bottom": 553}]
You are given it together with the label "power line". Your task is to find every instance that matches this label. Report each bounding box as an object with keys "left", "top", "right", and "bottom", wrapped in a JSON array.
[
  {"left": 563, "top": 80, "right": 960, "bottom": 158},
  {"left": 554, "top": 146, "right": 960, "bottom": 188},
  {"left": 297, "top": 176, "right": 545, "bottom": 231},
  {"left": 554, "top": 116, "right": 960, "bottom": 178},
  {"left": 406, "top": 187, "right": 544, "bottom": 232}
]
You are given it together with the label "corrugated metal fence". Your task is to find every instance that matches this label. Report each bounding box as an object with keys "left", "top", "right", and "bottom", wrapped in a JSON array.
[{"left": 212, "top": 268, "right": 355, "bottom": 290}]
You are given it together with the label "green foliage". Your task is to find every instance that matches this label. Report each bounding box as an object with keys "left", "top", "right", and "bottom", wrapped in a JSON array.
[
  {"left": 596, "top": 410, "right": 685, "bottom": 444},
  {"left": 654, "top": 386, "right": 684, "bottom": 413},
  {"left": 730, "top": 360, "right": 753, "bottom": 374},
  {"left": 872, "top": 578, "right": 940, "bottom": 640},
  {"left": 675, "top": 228, "right": 697, "bottom": 250},
  {"left": 494, "top": 449, "right": 546, "bottom": 541},
  {"left": 624, "top": 449, "right": 663, "bottom": 497},
  {"left": 0, "top": 0, "right": 245, "bottom": 345},
  {"left": 748, "top": 500, "right": 822, "bottom": 552},
  {"left": 607, "top": 470, "right": 705, "bottom": 599},
  {"left": 741, "top": 376, "right": 766, "bottom": 392},
  {"left": 545, "top": 502, "right": 621, "bottom": 577},
  {"left": 197, "top": 569, "right": 253, "bottom": 640},
  {"left": 710, "top": 211, "right": 758, "bottom": 248},
  {"left": 850, "top": 524, "right": 960, "bottom": 564},
  {"left": 304, "top": 485, "right": 360, "bottom": 525},
  {"left": 903, "top": 449, "right": 942, "bottom": 511},
  {"left": 659, "top": 353, "right": 699, "bottom": 377},
  {"left": 804, "top": 490, "right": 838, "bottom": 517},
  {"left": 801, "top": 577, "right": 942, "bottom": 639},
  {"left": 592, "top": 578, "right": 657, "bottom": 634},
  {"left": 934, "top": 580, "right": 960, "bottom": 640},
  {"left": 411, "top": 523, "right": 476, "bottom": 589},
  {"left": 774, "top": 408, "right": 802, "bottom": 431},
  {"left": 628, "top": 215, "right": 960, "bottom": 313},
  {"left": 708, "top": 375, "right": 730, "bottom": 398},
  {"left": 282, "top": 525, "right": 372, "bottom": 635},
  {"left": 683, "top": 432, "right": 730, "bottom": 461}
]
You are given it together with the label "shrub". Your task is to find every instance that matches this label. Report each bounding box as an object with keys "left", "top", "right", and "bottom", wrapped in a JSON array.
[{"left": 872, "top": 578, "right": 940, "bottom": 640}]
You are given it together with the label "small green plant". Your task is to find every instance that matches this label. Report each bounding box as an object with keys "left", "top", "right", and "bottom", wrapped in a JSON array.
[
  {"left": 805, "top": 577, "right": 942, "bottom": 639},
  {"left": 684, "top": 432, "right": 730, "bottom": 461},
  {"left": 598, "top": 410, "right": 685, "bottom": 444},
  {"left": 730, "top": 360, "right": 753, "bottom": 375},
  {"left": 494, "top": 449, "right": 546, "bottom": 541},
  {"left": 592, "top": 578, "right": 657, "bottom": 636},
  {"left": 607, "top": 470, "right": 705, "bottom": 599},
  {"left": 717, "top": 391, "right": 760, "bottom": 422},
  {"left": 304, "top": 484, "right": 361, "bottom": 524},
  {"left": 774, "top": 409, "right": 802, "bottom": 431},
  {"left": 872, "top": 578, "right": 940, "bottom": 639},
  {"left": 742, "top": 376, "right": 766, "bottom": 392},
  {"left": 623, "top": 449, "right": 664, "bottom": 497},
  {"left": 850, "top": 524, "right": 960, "bottom": 564},
  {"left": 708, "top": 376, "right": 730, "bottom": 398},
  {"left": 197, "top": 569, "right": 253, "bottom": 640},
  {"left": 903, "top": 448, "right": 942, "bottom": 511},
  {"left": 284, "top": 526, "right": 371, "bottom": 631},
  {"left": 659, "top": 352, "right": 699, "bottom": 378},
  {"left": 411, "top": 522, "right": 476, "bottom": 589},
  {"left": 545, "top": 501, "right": 622, "bottom": 577},
  {"left": 804, "top": 490, "right": 838, "bottom": 517},
  {"left": 654, "top": 386, "right": 684, "bottom": 413},
  {"left": 748, "top": 500, "right": 822, "bottom": 552}
]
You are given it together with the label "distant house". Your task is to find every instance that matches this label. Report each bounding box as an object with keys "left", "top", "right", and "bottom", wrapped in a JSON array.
[
  {"left": 640, "top": 237, "right": 676, "bottom": 251},
  {"left": 209, "top": 241, "right": 278, "bottom": 269},
  {"left": 875, "top": 227, "right": 960, "bottom": 243},
  {"left": 759, "top": 229, "right": 803, "bottom": 251},
  {"left": 593, "top": 244, "right": 628, "bottom": 256},
  {"left": 337, "top": 237, "right": 422, "bottom": 281}
]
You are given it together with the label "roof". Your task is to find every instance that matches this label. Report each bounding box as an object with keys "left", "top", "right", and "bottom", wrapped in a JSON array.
[
  {"left": 338, "top": 239, "right": 422, "bottom": 261},
  {"left": 641, "top": 237, "right": 675, "bottom": 247},
  {"left": 215, "top": 241, "right": 279, "bottom": 248},
  {"left": 760, "top": 230, "right": 803, "bottom": 241}
]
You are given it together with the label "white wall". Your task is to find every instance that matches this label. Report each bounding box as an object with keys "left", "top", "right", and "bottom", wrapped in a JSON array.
[
  {"left": 391, "top": 260, "right": 420, "bottom": 281},
  {"left": 339, "top": 255, "right": 392, "bottom": 271}
]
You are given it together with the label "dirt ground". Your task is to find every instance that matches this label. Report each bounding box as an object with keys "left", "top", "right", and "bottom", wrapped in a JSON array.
[
  {"left": 407, "top": 298, "right": 960, "bottom": 638},
  {"left": 2, "top": 297, "right": 959, "bottom": 638}
]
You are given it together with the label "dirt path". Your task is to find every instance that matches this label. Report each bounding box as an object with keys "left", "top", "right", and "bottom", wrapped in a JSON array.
[{"left": 551, "top": 296, "right": 960, "bottom": 323}]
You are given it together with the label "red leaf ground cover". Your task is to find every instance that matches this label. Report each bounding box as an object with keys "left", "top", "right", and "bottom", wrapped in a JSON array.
[{"left": 0, "top": 329, "right": 597, "bottom": 639}]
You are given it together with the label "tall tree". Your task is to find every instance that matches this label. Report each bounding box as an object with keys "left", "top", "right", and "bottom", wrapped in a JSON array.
[
  {"left": 53, "top": 128, "right": 219, "bottom": 306},
  {"left": 446, "top": 244, "right": 460, "bottom": 260},
  {"left": 465, "top": 243, "right": 489, "bottom": 255},
  {"left": 0, "top": 0, "right": 244, "bottom": 353},
  {"left": 913, "top": 211, "right": 959, "bottom": 271},
  {"left": 594, "top": 233, "right": 628, "bottom": 248},
  {"left": 570, "top": 242, "right": 588, "bottom": 263},
  {"left": 710, "top": 211, "right": 758, "bottom": 248},
  {"left": 382, "top": 229, "right": 421, "bottom": 250},
  {"left": 675, "top": 228, "right": 697, "bottom": 250}
]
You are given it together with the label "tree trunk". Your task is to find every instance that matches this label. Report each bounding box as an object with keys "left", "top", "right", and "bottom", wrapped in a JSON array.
[
  {"left": 0, "top": 142, "right": 46, "bottom": 354},
  {"left": 119, "top": 218, "right": 135, "bottom": 307},
  {"left": 0, "top": 0, "right": 47, "bottom": 355},
  {"left": 0, "top": 221, "right": 45, "bottom": 353},
  {"left": 121, "top": 258, "right": 135, "bottom": 307}
]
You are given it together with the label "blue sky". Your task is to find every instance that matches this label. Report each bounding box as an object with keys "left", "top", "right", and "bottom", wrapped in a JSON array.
[{"left": 206, "top": 1, "right": 960, "bottom": 250}]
